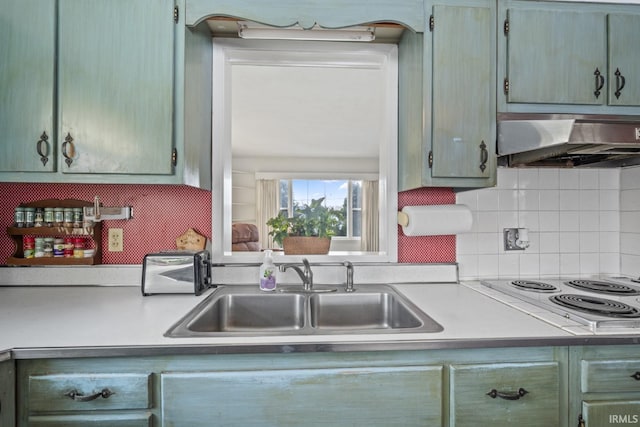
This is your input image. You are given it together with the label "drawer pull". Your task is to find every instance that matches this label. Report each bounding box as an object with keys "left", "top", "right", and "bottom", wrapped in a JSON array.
[
  {"left": 631, "top": 372, "right": 640, "bottom": 381},
  {"left": 486, "top": 387, "right": 528, "bottom": 400},
  {"left": 65, "top": 388, "right": 114, "bottom": 402}
]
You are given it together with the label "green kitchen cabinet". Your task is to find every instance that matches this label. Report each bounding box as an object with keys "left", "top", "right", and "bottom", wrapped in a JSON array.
[
  {"left": 0, "top": 0, "right": 56, "bottom": 174},
  {"left": 569, "top": 345, "right": 640, "bottom": 427},
  {"left": 0, "top": 357, "right": 15, "bottom": 427},
  {"left": 399, "top": 0, "right": 497, "bottom": 190},
  {"left": 161, "top": 366, "right": 443, "bottom": 426},
  {"left": 450, "top": 361, "right": 561, "bottom": 426},
  {"left": 16, "top": 346, "right": 569, "bottom": 426},
  {"left": 0, "top": 0, "right": 211, "bottom": 188},
  {"left": 499, "top": 1, "right": 640, "bottom": 114}
]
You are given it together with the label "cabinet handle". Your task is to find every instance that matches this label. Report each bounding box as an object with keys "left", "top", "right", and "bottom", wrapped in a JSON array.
[
  {"left": 479, "top": 140, "right": 488, "bottom": 172},
  {"left": 631, "top": 371, "right": 640, "bottom": 380},
  {"left": 36, "top": 131, "right": 49, "bottom": 166},
  {"left": 64, "top": 388, "right": 114, "bottom": 402},
  {"left": 486, "top": 387, "right": 528, "bottom": 400},
  {"left": 593, "top": 68, "right": 604, "bottom": 99},
  {"left": 577, "top": 414, "right": 585, "bottom": 427},
  {"left": 61, "top": 133, "right": 75, "bottom": 167},
  {"left": 614, "top": 68, "right": 626, "bottom": 99}
]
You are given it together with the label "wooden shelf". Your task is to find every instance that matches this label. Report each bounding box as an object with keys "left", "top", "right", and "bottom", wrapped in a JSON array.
[{"left": 6, "top": 199, "right": 102, "bottom": 266}]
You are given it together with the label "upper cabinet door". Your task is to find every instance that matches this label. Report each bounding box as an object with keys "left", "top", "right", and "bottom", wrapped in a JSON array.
[
  {"left": 431, "top": 3, "right": 494, "bottom": 180},
  {"left": 58, "top": 0, "right": 175, "bottom": 175},
  {"left": 608, "top": 13, "right": 640, "bottom": 106},
  {"left": 506, "top": 8, "right": 606, "bottom": 105},
  {"left": 0, "top": 0, "right": 56, "bottom": 172}
]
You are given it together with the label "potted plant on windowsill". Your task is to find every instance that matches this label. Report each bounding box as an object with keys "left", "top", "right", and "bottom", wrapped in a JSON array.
[{"left": 267, "top": 197, "right": 342, "bottom": 255}]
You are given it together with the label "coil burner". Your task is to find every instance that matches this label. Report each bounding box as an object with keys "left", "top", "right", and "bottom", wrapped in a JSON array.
[
  {"left": 564, "top": 280, "right": 640, "bottom": 296},
  {"left": 510, "top": 280, "right": 557, "bottom": 292},
  {"left": 549, "top": 294, "right": 640, "bottom": 318}
]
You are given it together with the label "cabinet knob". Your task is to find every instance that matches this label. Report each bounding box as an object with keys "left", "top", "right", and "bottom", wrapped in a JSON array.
[{"left": 36, "top": 131, "right": 49, "bottom": 166}]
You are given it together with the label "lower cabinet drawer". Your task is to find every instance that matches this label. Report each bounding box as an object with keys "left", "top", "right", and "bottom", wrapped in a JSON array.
[
  {"left": 28, "top": 373, "right": 151, "bottom": 412},
  {"left": 449, "top": 362, "right": 560, "bottom": 427},
  {"left": 582, "top": 400, "right": 640, "bottom": 427},
  {"left": 581, "top": 359, "right": 640, "bottom": 393}
]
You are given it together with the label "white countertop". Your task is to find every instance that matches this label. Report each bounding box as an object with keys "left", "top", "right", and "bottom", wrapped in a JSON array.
[{"left": 0, "top": 282, "right": 578, "bottom": 358}]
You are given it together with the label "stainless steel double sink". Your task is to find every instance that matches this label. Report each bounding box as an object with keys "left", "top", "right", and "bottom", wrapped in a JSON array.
[{"left": 165, "top": 284, "right": 443, "bottom": 337}]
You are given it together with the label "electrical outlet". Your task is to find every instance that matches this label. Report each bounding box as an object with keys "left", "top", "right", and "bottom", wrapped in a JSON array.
[{"left": 108, "top": 228, "right": 124, "bottom": 252}]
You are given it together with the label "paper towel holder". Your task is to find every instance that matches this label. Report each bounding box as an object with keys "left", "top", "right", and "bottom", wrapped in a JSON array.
[{"left": 397, "top": 211, "right": 410, "bottom": 227}]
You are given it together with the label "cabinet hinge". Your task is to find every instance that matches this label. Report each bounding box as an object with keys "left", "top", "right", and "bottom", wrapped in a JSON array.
[
  {"left": 172, "top": 148, "right": 178, "bottom": 167},
  {"left": 503, "top": 78, "right": 510, "bottom": 95},
  {"left": 173, "top": 6, "right": 179, "bottom": 23},
  {"left": 428, "top": 150, "right": 433, "bottom": 168},
  {"left": 503, "top": 18, "right": 509, "bottom": 35},
  {"left": 578, "top": 414, "right": 585, "bottom": 427},
  {"left": 429, "top": 15, "right": 434, "bottom": 32}
]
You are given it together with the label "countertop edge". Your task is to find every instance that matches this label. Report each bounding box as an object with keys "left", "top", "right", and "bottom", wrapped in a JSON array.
[{"left": 9, "top": 335, "right": 640, "bottom": 360}]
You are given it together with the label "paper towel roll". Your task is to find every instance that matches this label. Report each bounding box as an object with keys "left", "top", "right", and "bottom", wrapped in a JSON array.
[{"left": 397, "top": 204, "right": 473, "bottom": 236}]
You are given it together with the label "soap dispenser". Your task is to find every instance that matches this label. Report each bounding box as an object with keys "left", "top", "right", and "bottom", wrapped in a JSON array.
[{"left": 259, "top": 250, "right": 277, "bottom": 291}]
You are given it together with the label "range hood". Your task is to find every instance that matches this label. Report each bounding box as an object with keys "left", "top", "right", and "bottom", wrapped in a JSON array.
[{"left": 498, "top": 113, "right": 640, "bottom": 168}]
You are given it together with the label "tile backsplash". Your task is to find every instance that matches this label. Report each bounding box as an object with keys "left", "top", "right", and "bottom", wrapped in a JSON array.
[
  {"left": 621, "top": 166, "right": 640, "bottom": 278},
  {"left": 456, "top": 167, "right": 622, "bottom": 280}
]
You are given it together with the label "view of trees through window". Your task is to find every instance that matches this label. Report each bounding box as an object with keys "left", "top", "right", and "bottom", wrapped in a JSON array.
[{"left": 279, "top": 179, "right": 362, "bottom": 238}]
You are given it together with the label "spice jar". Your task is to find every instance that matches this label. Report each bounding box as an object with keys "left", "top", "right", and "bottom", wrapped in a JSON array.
[
  {"left": 53, "top": 207, "right": 64, "bottom": 227},
  {"left": 63, "top": 208, "right": 74, "bottom": 227},
  {"left": 34, "top": 237, "right": 45, "bottom": 258},
  {"left": 14, "top": 207, "right": 25, "bottom": 228},
  {"left": 73, "top": 237, "right": 85, "bottom": 258},
  {"left": 34, "top": 208, "right": 44, "bottom": 227},
  {"left": 72, "top": 207, "right": 83, "bottom": 228},
  {"left": 43, "top": 237, "right": 54, "bottom": 257},
  {"left": 23, "top": 236, "right": 35, "bottom": 259},
  {"left": 63, "top": 237, "right": 74, "bottom": 257},
  {"left": 53, "top": 238, "right": 65, "bottom": 257},
  {"left": 44, "top": 207, "right": 54, "bottom": 227},
  {"left": 24, "top": 207, "right": 35, "bottom": 228}
]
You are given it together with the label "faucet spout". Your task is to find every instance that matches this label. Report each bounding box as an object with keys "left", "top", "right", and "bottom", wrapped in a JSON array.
[
  {"left": 344, "top": 261, "right": 355, "bottom": 292},
  {"left": 279, "top": 258, "right": 313, "bottom": 290}
]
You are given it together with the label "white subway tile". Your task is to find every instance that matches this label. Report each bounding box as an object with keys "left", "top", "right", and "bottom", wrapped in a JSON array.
[
  {"left": 599, "top": 211, "right": 620, "bottom": 232},
  {"left": 599, "top": 169, "right": 620, "bottom": 190},
  {"left": 599, "top": 189, "right": 619, "bottom": 211},
  {"left": 539, "top": 211, "right": 560, "bottom": 232},
  {"left": 497, "top": 168, "right": 519, "bottom": 189},
  {"left": 599, "top": 231, "right": 619, "bottom": 253},
  {"left": 478, "top": 232, "right": 500, "bottom": 254},
  {"left": 476, "top": 211, "right": 499, "bottom": 232},
  {"left": 456, "top": 190, "right": 478, "bottom": 210},
  {"left": 519, "top": 253, "right": 540, "bottom": 277},
  {"left": 478, "top": 254, "right": 500, "bottom": 278},
  {"left": 621, "top": 166, "right": 640, "bottom": 190},
  {"left": 621, "top": 212, "right": 640, "bottom": 233},
  {"left": 518, "top": 169, "right": 539, "bottom": 189},
  {"left": 498, "top": 253, "right": 520, "bottom": 277},
  {"left": 560, "top": 232, "right": 580, "bottom": 252},
  {"left": 518, "top": 211, "right": 540, "bottom": 231},
  {"left": 579, "top": 232, "right": 600, "bottom": 253},
  {"left": 559, "top": 211, "right": 580, "bottom": 232},
  {"left": 579, "top": 189, "right": 600, "bottom": 211},
  {"left": 498, "top": 211, "right": 519, "bottom": 231},
  {"left": 539, "top": 189, "right": 560, "bottom": 210},
  {"left": 498, "top": 189, "right": 519, "bottom": 211},
  {"left": 477, "top": 188, "right": 500, "bottom": 211},
  {"left": 620, "top": 189, "right": 640, "bottom": 211},
  {"left": 560, "top": 253, "right": 580, "bottom": 275},
  {"left": 539, "top": 232, "right": 560, "bottom": 253},
  {"left": 559, "top": 169, "right": 580, "bottom": 189},
  {"left": 538, "top": 169, "right": 560, "bottom": 189},
  {"left": 579, "top": 211, "right": 600, "bottom": 232},
  {"left": 457, "top": 255, "right": 479, "bottom": 280},
  {"left": 579, "top": 253, "right": 600, "bottom": 275},
  {"left": 519, "top": 189, "right": 540, "bottom": 211},
  {"left": 579, "top": 169, "right": 599, "bottom": 189},
  {"left": 540, "top": 254, "right": 560, "bottom": 277},
  {"left": 599, "top": 253, "right": 619, "bottom": 275},
  {"left": 559, "top": 190, "right": 580, "bottom": 210},
  {"left": 456, "top": 233, "right": 478, "bottom": 255}
]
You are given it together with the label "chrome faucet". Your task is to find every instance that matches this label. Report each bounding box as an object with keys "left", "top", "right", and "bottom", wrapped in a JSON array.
[
  {"left": 344, "top": 261, "right": 355, "bottom": 292},
  {"left": 279, "top": 258, "right": 314, "bottom": 291}
]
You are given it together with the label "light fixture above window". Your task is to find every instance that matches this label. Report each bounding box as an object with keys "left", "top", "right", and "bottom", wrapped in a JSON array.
[{"left": 237, "top": 21, "right": 375, "bottom": 42}]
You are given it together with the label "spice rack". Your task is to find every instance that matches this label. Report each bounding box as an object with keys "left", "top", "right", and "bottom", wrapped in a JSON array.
[{"left": 6, "top": 199, "right": 102, "bottom": 266}]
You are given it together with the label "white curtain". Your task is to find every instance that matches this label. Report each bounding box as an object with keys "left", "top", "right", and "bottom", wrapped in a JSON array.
[
  {"left": 256, "top": 179, "right": 280, "bottom": 249},
  {"left": 360, "top": 180, "right": 379, "bottom": 252}
]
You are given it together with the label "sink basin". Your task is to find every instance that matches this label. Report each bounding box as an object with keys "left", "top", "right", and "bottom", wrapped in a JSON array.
[
  {"left": 165, "top": 284, "right": 443, "bottom": 337},
  {"left": 310, "top": 292, "right": 425, "bottom": 330},
  {"left": 185, "top": 293, "right": 305, "bottom": 332}
]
